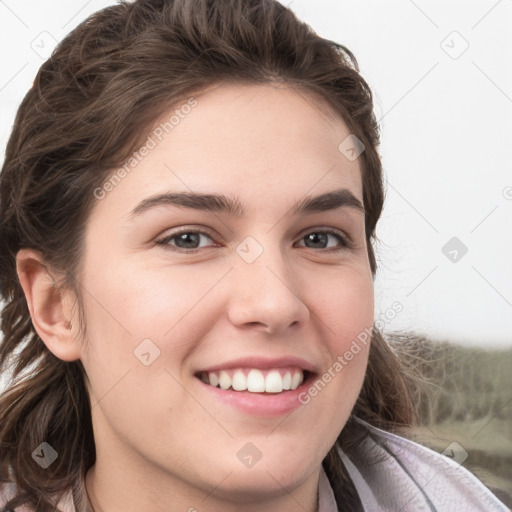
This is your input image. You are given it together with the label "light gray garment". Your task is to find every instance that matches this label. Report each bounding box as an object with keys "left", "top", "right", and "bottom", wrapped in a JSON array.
[{"left": 320, "top": 417, "right": 510, "bottom": 512}]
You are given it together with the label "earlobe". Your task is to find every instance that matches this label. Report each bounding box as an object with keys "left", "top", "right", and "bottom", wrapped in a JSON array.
[{"left": 16, "top": 248, "right": 82, "bottom": 362}]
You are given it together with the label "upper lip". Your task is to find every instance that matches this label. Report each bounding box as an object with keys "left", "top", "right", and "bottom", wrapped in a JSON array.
[{"left": 197, "top": 356, "right": 317, "bottom": 374}]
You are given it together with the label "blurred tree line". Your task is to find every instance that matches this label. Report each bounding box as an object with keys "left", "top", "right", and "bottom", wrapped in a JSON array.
[
  {"left": 385, "top": 332, "right": 512, "bottom": 506},
  {"left": 387, "top": 332, "right": 512, "bottom": 425}
]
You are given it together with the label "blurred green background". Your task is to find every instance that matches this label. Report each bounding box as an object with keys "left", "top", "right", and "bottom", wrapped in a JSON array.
[{"left": 390, "top": 333, "right": 512, "bottom": 508}]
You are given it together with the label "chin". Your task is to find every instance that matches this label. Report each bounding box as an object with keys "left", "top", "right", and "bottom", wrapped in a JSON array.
[{"left": 208, "top": 464, "right": 310, "bottom": 503}]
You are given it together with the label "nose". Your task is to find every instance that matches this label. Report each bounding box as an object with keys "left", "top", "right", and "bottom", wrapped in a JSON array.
[{"left": 226, "top": 240, "right": 310, "bottom": 335}]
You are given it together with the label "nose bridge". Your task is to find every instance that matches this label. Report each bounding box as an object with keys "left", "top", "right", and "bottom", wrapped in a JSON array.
[
  {"left": 235, "top": 233, "right": 290, "bottom": 286},
  {"left": 226, "top": 234, "right": 309, "bottom": 333}
]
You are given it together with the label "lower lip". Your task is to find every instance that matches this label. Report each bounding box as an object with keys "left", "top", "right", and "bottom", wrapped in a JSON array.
[{"left": 197, "top": 374, "right": 314, "bottom": 416}]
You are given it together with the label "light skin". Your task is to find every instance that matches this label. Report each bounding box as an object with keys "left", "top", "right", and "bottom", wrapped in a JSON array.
[{"left": 16, "top": 82, "right": 374, "bottom": 512}]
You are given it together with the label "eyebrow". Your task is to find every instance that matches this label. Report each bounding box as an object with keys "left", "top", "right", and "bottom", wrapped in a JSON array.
[{"left": 128, "top": 188, "right": 364, "bottom": 220}]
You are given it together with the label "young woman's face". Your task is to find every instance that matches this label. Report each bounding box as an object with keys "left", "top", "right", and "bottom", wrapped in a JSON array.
[{"left": 79, "top": 83, "right": 374, "bottom": 506}]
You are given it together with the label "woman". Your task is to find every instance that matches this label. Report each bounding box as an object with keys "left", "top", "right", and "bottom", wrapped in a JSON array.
[{"left": 0, "top": 0, "right": 508, "bottom": 510}]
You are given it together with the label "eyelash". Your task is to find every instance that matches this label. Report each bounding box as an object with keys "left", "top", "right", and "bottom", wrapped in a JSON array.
[{"left": 155, "top": 227, "right": 352, "bottom": 254}]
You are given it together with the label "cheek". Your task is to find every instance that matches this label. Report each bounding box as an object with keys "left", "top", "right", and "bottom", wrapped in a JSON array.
[
  {"left": 77, "top": 256, "right": 233, "bottom": 402},
  {"left": 80, "top": 254, "right": 221, "bottom": 342},
  {"left": 311, "top": 268, "right": 373, "bottom": 406},
  {"left": 316, "top": 265, "right": 374, "bottom": 347}
]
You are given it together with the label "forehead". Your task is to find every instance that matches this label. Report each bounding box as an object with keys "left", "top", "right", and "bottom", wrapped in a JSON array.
[{"left": 90, "top": 82, "right": 363, "bottom": 222}]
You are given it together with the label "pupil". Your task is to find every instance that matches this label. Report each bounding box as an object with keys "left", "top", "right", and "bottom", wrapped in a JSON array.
[
  {"left": 178, "top": 233, "right": 199, "bottom": 248},
  {"left": 307, "top": 233, "right": 326, "bottom": 248}
]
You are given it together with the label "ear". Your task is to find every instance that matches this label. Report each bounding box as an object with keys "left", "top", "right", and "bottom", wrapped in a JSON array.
[{"left": 16, "top": 248, "right": 82, "bottom": 362}]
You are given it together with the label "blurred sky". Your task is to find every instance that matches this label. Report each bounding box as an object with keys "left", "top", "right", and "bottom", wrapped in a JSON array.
[{"left": 0, "top": 0, "right": 511, "bottom": 347}]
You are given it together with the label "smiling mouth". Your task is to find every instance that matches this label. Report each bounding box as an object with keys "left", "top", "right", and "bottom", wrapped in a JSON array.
[{"left": 196, "top": 367, "right": 310, "bottom": 394}]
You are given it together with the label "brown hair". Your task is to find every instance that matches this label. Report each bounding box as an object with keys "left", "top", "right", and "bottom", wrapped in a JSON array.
[{"left": 0, "top": 0, "right": 415, "bottom": 510}]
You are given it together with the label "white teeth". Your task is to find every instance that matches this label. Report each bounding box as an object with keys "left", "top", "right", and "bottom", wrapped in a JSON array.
[
  {"left": 202, "top": 368, "right": 305, "bottom": 393},
  {"left": 209, "top": 372, "right": 219, "bottom": 387},
  {"left": 265, "top": 370, "right": 283, "bottom": 393},
  {"left": 247, "top": 369, "right": 265, "bottom": 392},
  {"left": 218, "top": 370, "right": 231, "bottom": 390},
  {"left": 231, "top": 370, "right": 247, "bottom": 391},
  {"left": 282, "top": 372, "right": 292, "bottom": 390},
  {"left": 291, "top": 371, "right": 301, "bottom": 390}
]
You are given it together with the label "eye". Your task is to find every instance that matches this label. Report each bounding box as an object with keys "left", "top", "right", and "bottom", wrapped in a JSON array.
[
  {"left": 296, "top": 229, "right": 350, "bottom": 252},
  {"left": 155, "top": 229, "right": 217, "bottom": 253}
]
